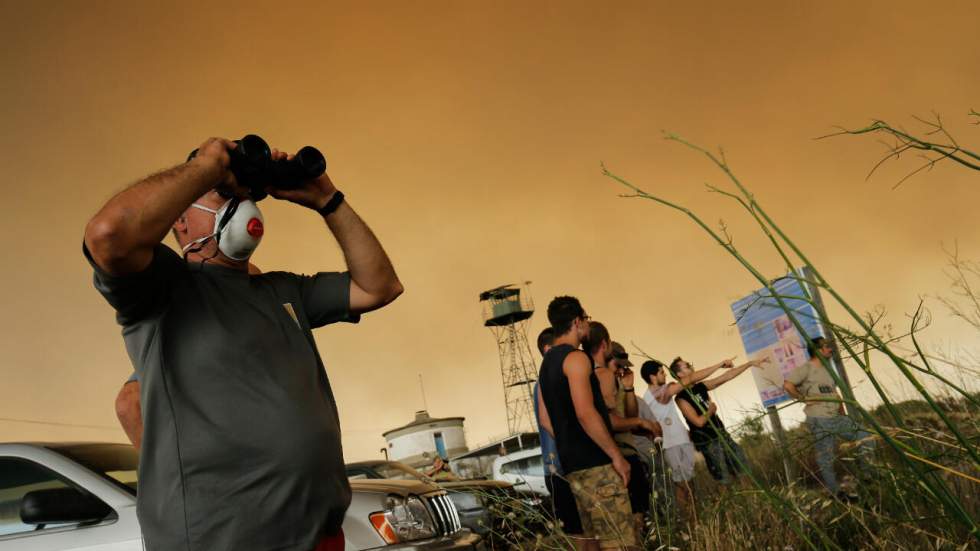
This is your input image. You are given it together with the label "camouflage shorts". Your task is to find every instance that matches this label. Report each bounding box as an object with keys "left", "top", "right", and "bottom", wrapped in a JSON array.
[{"left": 566, "top": 463, "right": 637, "bottom": 549}]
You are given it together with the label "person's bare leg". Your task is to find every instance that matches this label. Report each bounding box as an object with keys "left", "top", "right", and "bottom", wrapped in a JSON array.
[
  {"left": 676, "top": 481, "right": 695, "bottom": 525},
  {"left": 568, "top": 534, "right": 593, "bottom": 551},
  {"left": 632, "top": 513, "right": 644, "bottom": 547}
]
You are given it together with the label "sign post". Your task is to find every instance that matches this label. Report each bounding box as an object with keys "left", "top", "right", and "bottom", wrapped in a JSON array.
[{"left": 765, "top": 405, "right": 793, "bottom": 482}]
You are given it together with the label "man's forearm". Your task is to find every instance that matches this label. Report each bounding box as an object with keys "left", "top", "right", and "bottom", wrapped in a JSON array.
[
  {"left": 85, "top": 159, "right": 222, "bottom": 273},
  {"left": 323, "top": 200, "right": 402, "bottom": 310},
  {"left": 624, "top": 390, "right": 638, "bottom": 417},
  {"left": 682, "top": 364, "right": 721, "bottom": 386},
  {"left": 710, "top": 362, "right": 752, "bottom": 388},
  {"left": 608, "top": 413, "right": 642, "bottom": 433},
  {"left": 783, "top": 381, "right": 803, "bottom": 401}
]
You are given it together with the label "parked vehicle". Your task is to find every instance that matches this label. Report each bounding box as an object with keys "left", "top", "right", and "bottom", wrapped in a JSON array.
[
  {"left": 491, "top": 447, "right": 547, "bottom": 496},
  {"left": 346, "top": 460, "right": 515, "bottom": 537},
  {"left": 0, "top": 443, "right": 478, "bottom": 550},
  {"left": 345, "top": 478, "right": 479, "bottom": 550}
]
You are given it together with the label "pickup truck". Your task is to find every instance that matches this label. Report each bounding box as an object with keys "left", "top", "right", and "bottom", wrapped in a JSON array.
[{"left": 0, "top": 442, "right": 479, "bottom": 550}]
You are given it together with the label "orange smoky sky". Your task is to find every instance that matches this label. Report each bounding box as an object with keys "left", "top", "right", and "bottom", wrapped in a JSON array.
[{"left": 1, "top": 1, "right": 978, "bottom": 461}]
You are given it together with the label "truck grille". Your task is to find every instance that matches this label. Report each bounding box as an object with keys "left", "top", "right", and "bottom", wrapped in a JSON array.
[{"left": 426, "top": 492, "right": 462, "bottom": 535}]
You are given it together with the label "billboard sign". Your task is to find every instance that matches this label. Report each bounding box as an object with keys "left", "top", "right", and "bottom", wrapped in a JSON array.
[{"left": 730, "top": 272, "right": 827, "bottom": 408}]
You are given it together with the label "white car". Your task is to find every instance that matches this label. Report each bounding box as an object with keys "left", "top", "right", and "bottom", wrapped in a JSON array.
[
  {"left": 0, "top": 443, "right": 140, "bottom": 549},
  {"left": 491, "top": 447, "right": 547, "bottom": 496},
  {"left": 0, "top": 442, "right": 478, "bottom": 550}
]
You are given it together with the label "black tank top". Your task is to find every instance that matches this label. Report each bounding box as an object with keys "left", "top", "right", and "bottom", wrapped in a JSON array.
[{"left": 539, "top": 343, "right": 612, "bottom": 474}]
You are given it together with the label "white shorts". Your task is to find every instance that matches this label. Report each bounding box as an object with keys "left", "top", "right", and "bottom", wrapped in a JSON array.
[{"left": 663, "top": 443, "right": 696, "bottom": 482}]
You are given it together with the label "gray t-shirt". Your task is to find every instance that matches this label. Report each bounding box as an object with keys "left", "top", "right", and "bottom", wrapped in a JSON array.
[
  {"left": 86, "top": 243, "right": 357, "bottom": 551},
  {"left": 785, "top": 358, "right": 841, "bottom": 418}
]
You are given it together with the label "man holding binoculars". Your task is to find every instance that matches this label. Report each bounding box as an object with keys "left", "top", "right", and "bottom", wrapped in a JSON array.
[{"left": 83, "top": 135, "right": 403, "bottom": 551}]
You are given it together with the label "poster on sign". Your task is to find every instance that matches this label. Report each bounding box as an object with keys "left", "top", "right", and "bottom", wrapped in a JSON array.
[{"left": 730, "top": 272, "right": 826, "bottom": 407}]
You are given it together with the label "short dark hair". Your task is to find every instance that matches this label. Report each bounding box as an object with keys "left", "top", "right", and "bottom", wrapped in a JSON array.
[
  {"left": 807, "top": 336, "right": 828, "bottom": 357},
  {"left": 582, "top": 321, "right": 609, "bottom": 356},
  {"left": 640, "top": 360, "right": 664, "bottom": 384},
  {"left": 547, "top": 296, "right": 584, "bottom": 336},
  {"left": 536, "top": 327, "right": 555, "bottom": 355},
  {"left": 668, "top": 357, "right": 685, "bottom": 378}
]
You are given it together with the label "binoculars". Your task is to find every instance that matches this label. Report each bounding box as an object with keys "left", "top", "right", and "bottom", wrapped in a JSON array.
[{"left": 188, "top": 134, "right": 326, "bottom": 201}]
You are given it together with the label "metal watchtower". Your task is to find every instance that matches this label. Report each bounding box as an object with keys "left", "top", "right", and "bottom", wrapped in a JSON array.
[{"left": 479, "top": 283, "right": 537, "bottom": 435}]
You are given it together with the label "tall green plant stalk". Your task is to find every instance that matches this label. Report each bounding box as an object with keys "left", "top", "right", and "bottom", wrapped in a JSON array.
[
  {"left": 660, "top": 133, "right": 979, "bottom": 472},
  {"left": 817, "top": 111, "right": 980, "bottom": 189},
  {"left": 601, "top": 134, "right": 980, "bottom": 539}
]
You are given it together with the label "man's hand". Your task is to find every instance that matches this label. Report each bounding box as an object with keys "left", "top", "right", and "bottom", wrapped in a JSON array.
[
  {"left": 265, "top": 149, "right": 339, "bottom": 210},
  {"left": 192, "top": 138, "right": 242, "bottom": 193},
  {"left": 619, "top": 367, "right": 635, "bottom": 388},
  {"left": 639, "top": 418, "right": 662, "bottom": 438},
  {"left": 707, "top": 401, "right": 718, "bottom": 417},
  {"left": 721, "top": 357, "right": 736, "bottom": 369},
  {"left": 612, "top": 454, "right": 631, "bottom": 487}
]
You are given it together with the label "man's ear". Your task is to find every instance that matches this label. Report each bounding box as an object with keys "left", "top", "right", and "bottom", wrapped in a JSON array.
[
  {"left": 171, "top": 214, "right": 188, "bottom": 244},
  {"left": 173, "top": 214, "right": 187, "bottom": 235}
]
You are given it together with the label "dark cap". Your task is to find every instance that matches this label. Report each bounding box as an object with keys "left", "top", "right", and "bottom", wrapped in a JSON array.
[{"left": 611, "top": 341, "right": 633, "bottom": 367}]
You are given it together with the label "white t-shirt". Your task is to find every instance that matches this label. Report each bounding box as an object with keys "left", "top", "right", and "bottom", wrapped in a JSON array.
[{"left": 643, "top": 385, "right": 691, "bottom": 450}]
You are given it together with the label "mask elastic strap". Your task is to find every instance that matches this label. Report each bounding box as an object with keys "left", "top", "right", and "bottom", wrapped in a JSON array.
[
  {"left": 181, "top": 232, "right": 217, "bottom": 255},
  {"left": 181, "top": 199, "right": 239, "bottom": 260}
]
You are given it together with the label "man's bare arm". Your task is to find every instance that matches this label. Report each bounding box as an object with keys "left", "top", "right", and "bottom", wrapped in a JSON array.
[
  {"left": 323, "top": 201, "right": 403, "bottom": 314},
  {"left": 565, "top": 352, "right": 632, "bottom": 485},
  {"left": 656, "top": 382, "right": 683, "bottom": 404},
  {"left": 677, "top": 399, "right": 717, "bottom": 428},
  {"left": 621, "top": 369, "right": 638, "bottom": 417},
  {"left": 783, "top": 380, "right": 803, "bottom": 401},
  {"left": 565, "top": 353, "right": 625, "bottom": 463},
  {"left": 608, "top": 413, "right": 659, "bottom": 436},
  {"left": 84, "top": 139, "right": 238, "bottom": 276},
  {"left": 115, "top": 381, "right": 143, "bottom": 449},
  {"left": 679, "top": 358, "right": 733, "bottom": 386},
  {"left": 266, "top": 169, "right": 403, "bottom": 315},
  {"left": 704, "top": 359, "right": 761, "bottom": 391}
]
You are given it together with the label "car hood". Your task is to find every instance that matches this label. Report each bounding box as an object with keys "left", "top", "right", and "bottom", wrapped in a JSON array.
[
  {"left": 440, "top": 479, "right": 512, "bottom": 492},
  {"left": 349, "top": 478, "right": 441, "bottom": 496}
]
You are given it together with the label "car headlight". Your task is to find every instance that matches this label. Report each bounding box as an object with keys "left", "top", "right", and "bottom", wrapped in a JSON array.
[{"left": 369, "top": 495, "right": 437, "bottom": 544}]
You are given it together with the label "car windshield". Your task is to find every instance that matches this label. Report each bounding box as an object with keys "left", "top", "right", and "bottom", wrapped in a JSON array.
[
  {"left": 51, "top": 443, "right": 139, "bottom": 496},
  {"left": 372, "top": 462, "right": 427, "bottom": 481}
]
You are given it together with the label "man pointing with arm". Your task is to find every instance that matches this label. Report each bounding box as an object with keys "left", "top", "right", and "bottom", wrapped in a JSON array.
[{"left": 84, "top": 137, "right": 402, "bottom": 551}]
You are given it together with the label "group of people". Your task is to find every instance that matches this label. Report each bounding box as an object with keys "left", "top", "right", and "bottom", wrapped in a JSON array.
[
  {"left": 531, "top": 296, "right": 765, "bottom": 550},
  {"left": 532, "top": 295, "right": 874, "bottom": 550}
]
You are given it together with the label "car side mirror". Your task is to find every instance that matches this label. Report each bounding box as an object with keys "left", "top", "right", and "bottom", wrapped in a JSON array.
[{"left": 20, "top": 488, "right": 112, "bottom": 525}]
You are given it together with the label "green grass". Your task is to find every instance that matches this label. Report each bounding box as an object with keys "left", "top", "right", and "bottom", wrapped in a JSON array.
[{"left": 479, "top": 395, "right": 978, "bottom": 549}]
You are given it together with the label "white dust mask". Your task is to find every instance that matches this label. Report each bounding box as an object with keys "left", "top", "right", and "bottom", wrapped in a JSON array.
[{"left": 181, "top": 198, "right": 265, "bottom": 261}]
